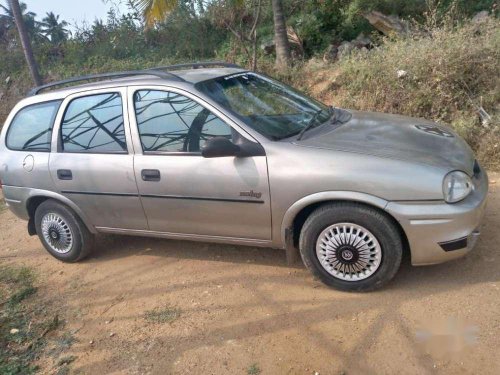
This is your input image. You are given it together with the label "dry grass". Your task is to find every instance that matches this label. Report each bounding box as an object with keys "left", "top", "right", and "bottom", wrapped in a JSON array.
[{"left": 144, "top": 306, "right": 180, "bottom": 324}]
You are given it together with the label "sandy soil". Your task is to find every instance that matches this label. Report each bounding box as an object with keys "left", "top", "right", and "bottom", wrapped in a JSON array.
[{"left": 0, "top": 173, "right": 498, "bottom": 375}]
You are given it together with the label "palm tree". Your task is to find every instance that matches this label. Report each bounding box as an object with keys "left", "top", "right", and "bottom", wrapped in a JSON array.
[
  {"left": 7, "top": 0, "right": 42, "bottom": 85},
  {"left": 133, "top": 0, "right": 179, "bottom": 28},
  {"left": 0, "top": 1, "right": 42, "bottom": 39},
  {"left": 271, "top": 0, "right": 290, "bottom": 68},
  {"left": 40, "top": 12, "right": 69, "bottom": 44}
]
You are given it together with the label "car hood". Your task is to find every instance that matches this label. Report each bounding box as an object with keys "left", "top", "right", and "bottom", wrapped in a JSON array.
[{"left": 296, "top": 110, "right": 476, "bottom": 174}]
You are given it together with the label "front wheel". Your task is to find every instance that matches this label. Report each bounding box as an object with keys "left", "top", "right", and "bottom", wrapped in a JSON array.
[
  {"left": 34, "top": 200, "right": 94, "bottom": 262},
  {"left": 299, "top": 202, "right": 403, "bottom": 292}
]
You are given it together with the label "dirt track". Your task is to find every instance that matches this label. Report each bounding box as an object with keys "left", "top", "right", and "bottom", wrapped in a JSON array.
[{"left": 1, "top": 173, "right": 499, "bottom": 375}]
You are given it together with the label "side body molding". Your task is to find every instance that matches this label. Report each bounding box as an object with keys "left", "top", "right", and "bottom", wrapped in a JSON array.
[{"left": 279, "top": 191, "right": 389, "bottom": 248}]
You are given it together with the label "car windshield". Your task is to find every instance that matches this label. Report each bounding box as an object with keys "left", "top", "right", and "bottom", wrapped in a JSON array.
[{"left": 196, "top": 72, "right": 332, "bottom": 140}]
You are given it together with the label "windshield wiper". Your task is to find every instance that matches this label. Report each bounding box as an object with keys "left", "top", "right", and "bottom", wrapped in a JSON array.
[{"left": 297, "top": 110, "right": 322, "bottom": 141}]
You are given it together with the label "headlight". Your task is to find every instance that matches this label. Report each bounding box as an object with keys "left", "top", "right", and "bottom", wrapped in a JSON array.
[{"left": 443, "top": 171, "right": 473, "bottom": 203}]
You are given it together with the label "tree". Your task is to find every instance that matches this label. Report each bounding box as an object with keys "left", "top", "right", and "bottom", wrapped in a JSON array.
[
  {"left": 40, "top": 12, "right": 69, "bottom": 44},
  {"left": 7, "top": 0, "right": 42, "bottom": 85},
  {"left": 0, "top": 1, "right": 43, "bottom": 40},
  {"left": 133, "top": 0, "right": 179, "bottom": 28},
  {"left": 271, "top": 0, "right": 290, "bottom": 68},
  {"left": 210, "top": 0, "right": 262, "bottom": 70}
]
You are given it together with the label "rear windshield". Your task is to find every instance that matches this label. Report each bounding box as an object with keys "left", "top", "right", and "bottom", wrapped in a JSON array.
[{"left": 6, "top": 100, "right": 62, "bottom": 152}]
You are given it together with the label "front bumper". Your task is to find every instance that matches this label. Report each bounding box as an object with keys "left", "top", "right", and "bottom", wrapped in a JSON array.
[{"left": 386, "top": 169, "right": 488, "bottom": 265}]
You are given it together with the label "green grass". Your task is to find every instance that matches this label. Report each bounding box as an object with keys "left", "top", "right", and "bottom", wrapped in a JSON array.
[
  {"left": 144, "top": 306, "right": 180, "bottom": 324},
  {"left": 0, "top": 200, "right": 6, "bottom": 213},
  {"left": 0, "top": 265, "right": 65, "bottom": 374},
  {"left": 0, "top": 266, "right": 38, "bottom": 374},
  {"left": 247, "top": 363, "right": 261, "bottom": 375}
]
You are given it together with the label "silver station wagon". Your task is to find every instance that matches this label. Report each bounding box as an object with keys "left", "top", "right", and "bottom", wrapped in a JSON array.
[{"left": 0, "top": 62, "right": 488, "bottom": 291}]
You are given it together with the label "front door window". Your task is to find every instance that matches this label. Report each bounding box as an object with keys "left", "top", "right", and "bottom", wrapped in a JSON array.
[{"left": 133, "top": 90, "right": 232, "bottom": 153}]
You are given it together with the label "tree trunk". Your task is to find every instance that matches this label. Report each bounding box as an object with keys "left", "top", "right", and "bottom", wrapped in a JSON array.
[
  {"left": 9, "top": 0, "right": 42, "bottom": 85},
  {"left": 271, "top": 0, "right": 291, "bottom": 68},
  {"left": 250, "top": 0, "right": 262, "bottom": 71},
  {"left": 251, "top": 28, "right": 258, "bottom": 71}
]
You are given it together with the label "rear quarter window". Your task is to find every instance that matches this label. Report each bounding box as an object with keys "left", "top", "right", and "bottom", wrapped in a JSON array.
[{"left": 6, "top": 100, "right": 62, "bottom": 152}]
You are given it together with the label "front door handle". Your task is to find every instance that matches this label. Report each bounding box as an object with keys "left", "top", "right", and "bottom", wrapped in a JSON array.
[
  {"left": 57, "top": 169, "right": 73, "bottom": 180},
  {"left": 141, "top": 169, "right": 161, "bottom": 182}
]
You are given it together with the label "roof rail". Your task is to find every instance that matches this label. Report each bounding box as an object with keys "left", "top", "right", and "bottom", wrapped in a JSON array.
[
  {"left": 150, "top": 61, "right": 242, "bottom": 71},
  {"left": 27, "top": 70, "right": 184, "bottom": 96},
  {"left": 27, "top": 61, "right": 243, "bottom": 96}
]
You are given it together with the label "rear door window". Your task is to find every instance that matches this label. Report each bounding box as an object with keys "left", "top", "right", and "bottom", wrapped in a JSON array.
[
  {"left": 6, "top": 100, "right": 62, "bottom": 152},
  {"left": 60, "top": 93, "right": 127, "bottom": 153}
]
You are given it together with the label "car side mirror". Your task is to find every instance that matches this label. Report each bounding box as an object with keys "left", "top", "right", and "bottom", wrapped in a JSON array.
[{"left": 201, "top": 137, "right": 241, "bottom": 158}]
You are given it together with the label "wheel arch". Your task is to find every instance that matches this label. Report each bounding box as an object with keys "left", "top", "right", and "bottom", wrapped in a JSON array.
[
  {"left": 280, "top": 192, "right": 410, "bottom": 259},
  {"left": 25, "top": 192, "right": 97, "bottom": 235}
]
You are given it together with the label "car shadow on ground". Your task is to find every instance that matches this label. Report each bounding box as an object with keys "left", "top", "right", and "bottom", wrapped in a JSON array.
[
  {"left": 85, "top": 219, "right": 499, "bottom": 293},
  {"left": 91, "top": 234, "right": 304, "bottom": 268}
]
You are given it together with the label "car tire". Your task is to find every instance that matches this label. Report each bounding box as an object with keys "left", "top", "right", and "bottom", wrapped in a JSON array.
[
  {"left": 34, "top": 199, "right": 94, "bottom": 262},
  {"left": 299, "top": 202, "right": 403, "bottom": 292}
]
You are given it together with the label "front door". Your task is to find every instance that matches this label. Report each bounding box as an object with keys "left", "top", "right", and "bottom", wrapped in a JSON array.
[
  {"left": 129, "top": 87, "right": 272, "bottom": 240},
  {"left": 49, "top": 88, "right": 147, "bottom": 230}
]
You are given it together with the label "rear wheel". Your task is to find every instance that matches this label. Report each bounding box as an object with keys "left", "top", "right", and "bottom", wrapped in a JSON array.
[
  {"left": 34, "top": 200, "right": 94, "bottom": 262},
  {"left": 299, "top": 202, "right": 403, "bottom": 292}
]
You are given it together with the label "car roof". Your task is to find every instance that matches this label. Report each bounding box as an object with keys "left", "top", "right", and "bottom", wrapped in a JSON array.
[{"left": 25, "top": 67, "right": 247, "bottom": 102}]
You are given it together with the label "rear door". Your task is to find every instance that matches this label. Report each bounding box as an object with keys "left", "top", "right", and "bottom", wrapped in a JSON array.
[
  {"left": 49, "top": 88, "right": 147, "bottom": 230},
  {"left": 129, "top": 86, "right": 272, "bottom": 240}
]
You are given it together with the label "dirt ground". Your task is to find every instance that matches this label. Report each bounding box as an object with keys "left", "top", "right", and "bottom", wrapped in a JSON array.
[{"left": 0, "top": 173, "right": 499, "bottom": 375}]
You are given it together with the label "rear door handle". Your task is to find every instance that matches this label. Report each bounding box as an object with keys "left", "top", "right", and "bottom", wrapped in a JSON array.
[
  {"left": 141, "top": 169, "right": 161, "bottom": 182},
  {"left": 57, "top": 169, "right": 73, "bottom": 180}
]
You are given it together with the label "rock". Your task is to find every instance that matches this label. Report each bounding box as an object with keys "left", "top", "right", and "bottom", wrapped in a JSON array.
[
  {"left": 352, "top": 32, "right": 371, "bottom": 48},
  {"left": 260, "top": 40, "right": 275, "bottom": 55},
  {"left": 323, "top": 44, "right": 338, "bottom": 63},
  {"left": 472, "top": 11, "right": 490, "bottom": 23},
  {"left": 397, "top": 69, "right": 408, "bottom": 78},
  {"left": 89, "top": 340, "right": 94, "bottom": 345},
  {"left": 363, "top": 11, "right": 410, "bottom": 36},
  {"left": 337, "top": 41, "right": 355, "bottom": 59},
  {"left": 109, "top": 332, "right": 115, "bottom": 337},
  {"left": 10, "top": 328, "right": 19, "bottom": 334}
]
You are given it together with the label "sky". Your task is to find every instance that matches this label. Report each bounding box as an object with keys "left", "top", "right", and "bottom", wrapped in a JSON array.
[{"left": 1, "top": 0, "right": 131, "bottom": 31}]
